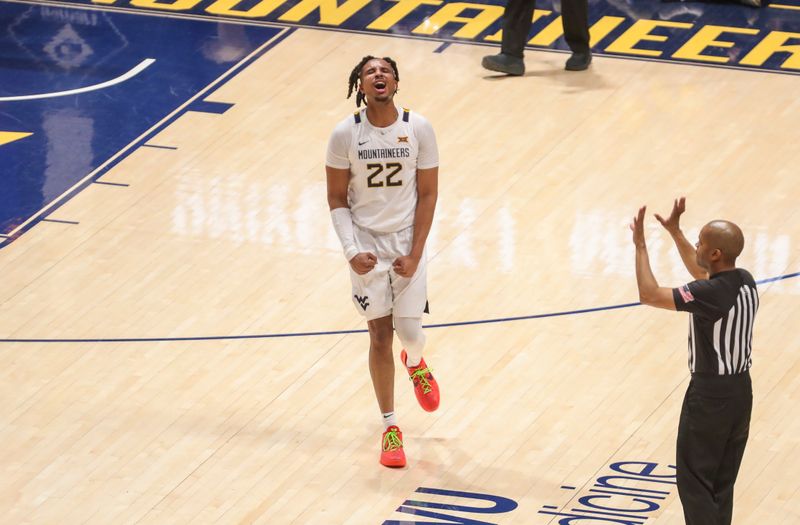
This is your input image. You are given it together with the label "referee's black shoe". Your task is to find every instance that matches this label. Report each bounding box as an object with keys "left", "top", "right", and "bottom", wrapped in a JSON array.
[
  {"left": 481, "top": 53, "right": 525, "bottom": 76},
  {"left": 565, "top": 51, "right": 592, "bottom": 71}
]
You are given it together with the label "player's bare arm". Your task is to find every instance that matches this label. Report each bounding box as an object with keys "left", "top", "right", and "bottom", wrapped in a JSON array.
[
  {"left": 654, "top": 197, "right": 708, "bottom": 280},
  {"left": 393, "top": 166, "right": 438, "bottom": 278},
  {"left": 327, "top": 165, "right": 377, "bottom": 275},
  {"left": 631, "top": 205, "right": 676, "bottom": 310}
]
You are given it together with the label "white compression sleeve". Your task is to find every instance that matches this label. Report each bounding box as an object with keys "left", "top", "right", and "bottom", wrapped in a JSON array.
[
  {"left": 394, "top": 316, "right": 426, "bottom": 367},
  {"left": 330, "top": 207, "right": 359, "bottom": 262}
]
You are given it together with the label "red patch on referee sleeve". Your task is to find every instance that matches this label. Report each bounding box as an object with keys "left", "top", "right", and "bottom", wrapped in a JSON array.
[{"left": 678, "top": 285, "right": 695, "bottom": 303}]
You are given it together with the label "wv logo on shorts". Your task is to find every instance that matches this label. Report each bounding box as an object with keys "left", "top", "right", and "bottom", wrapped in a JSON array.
[{"left": 354, "top": 294, "right": 370, "bottom": 310}]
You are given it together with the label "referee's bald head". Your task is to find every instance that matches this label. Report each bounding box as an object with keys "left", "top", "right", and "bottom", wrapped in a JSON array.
[{"left": 703, "top": 220, "right": 745, "bottom": 264}]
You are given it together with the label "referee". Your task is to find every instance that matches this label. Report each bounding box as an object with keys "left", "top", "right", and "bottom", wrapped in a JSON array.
[{"left": 630, "top": 197, "right": 758, "bottom": 525}]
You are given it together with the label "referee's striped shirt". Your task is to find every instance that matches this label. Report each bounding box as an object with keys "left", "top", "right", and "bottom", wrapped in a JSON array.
[{"left": 672, "top": 269, "right": 758, "bottom": 375}]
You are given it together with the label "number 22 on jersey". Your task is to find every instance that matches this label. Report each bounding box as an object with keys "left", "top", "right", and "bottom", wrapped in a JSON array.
[{"left": 366, "top": 163, "right": 403, "bottom": 188}]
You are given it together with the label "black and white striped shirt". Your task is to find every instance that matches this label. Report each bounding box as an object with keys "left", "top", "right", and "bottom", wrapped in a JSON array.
[{"left": 672, "top": 269, "right": 758, "bottom": 375}]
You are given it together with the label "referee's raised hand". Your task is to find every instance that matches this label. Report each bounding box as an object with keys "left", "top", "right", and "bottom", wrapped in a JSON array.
[
  {"left": 655, "top": 196, "right": 686, "bottom": 234},
  {"left": 630, "top": 205, "right": 647, "bottom": 248}
]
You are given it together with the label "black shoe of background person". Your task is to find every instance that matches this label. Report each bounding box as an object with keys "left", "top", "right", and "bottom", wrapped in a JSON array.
[
  {"left": 565, "top": 51, "right": 592, "bottom": 71},
  {"left": 481, "top": 53, "right": 525, "bottom": 76}
]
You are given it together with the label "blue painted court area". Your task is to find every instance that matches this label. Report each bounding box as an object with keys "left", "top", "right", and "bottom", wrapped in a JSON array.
[{"left": 0, "top": 2, "right": 283, "bottom": 237}]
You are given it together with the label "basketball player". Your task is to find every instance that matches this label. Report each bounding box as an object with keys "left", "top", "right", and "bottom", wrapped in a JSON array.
[
  {"left": 326, "top": 56, "right": 441, "bottom": 468},
  {"left": 631, "top": 198, "right": 757, "bottom": 525}
]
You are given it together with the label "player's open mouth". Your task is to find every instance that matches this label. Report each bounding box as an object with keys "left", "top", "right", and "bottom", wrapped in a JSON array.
[{"left": 375, "top": 81, "right": 386, "bottom": 92}]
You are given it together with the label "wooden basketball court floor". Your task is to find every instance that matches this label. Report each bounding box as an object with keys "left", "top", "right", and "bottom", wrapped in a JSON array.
[{"left": 2, "top": 22, "right": 800, "bottom": 525}]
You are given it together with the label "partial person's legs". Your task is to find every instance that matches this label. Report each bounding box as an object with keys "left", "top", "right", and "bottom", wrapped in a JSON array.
[
  {"left": 394, "top": 316, "right": 425, "bottom": 366},
  {"left": 389, "top": 235, "right": 439, "bottom": 413},
  {"left": 501, "top": 0, "right": 536, "bottom": 58},
  {"left": 560, "top": 0, "right": 590, "bottom": 53},
  {"left": 368, "top": 315, "right": 405, "bottom": 468},
  {"left": 676, "top": 380, "right": 732, "bottom": 525},
  {"left": 395, "top": 316, "right": 440, "bottom": 412},
  {"left": 560, "top": 0, "right": 592, "bottom": 70},
  {"left": 368, "top": 315, "right": 395, "bottom": 414},
  {"left": 481, "top": 0, "right": 533, "bottom": 75},
  {"left": 715, "top": 425, "right": 749, "bottom": 525},
  {"left": 714, "top": 376, "right": 753, "bottom": 525}
]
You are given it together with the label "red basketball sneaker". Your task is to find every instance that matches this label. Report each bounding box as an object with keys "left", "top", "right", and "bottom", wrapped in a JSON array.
[
  {"left": 380, "top": 426, "right": 406, "bottom": 468},
  {"left": 401, "top": 350, "right": 440, "bottom": 412}
]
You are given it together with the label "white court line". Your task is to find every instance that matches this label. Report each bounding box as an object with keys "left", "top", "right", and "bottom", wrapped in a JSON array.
[{"left": 0, "top": 59, "right": 155, "bottom": 102}]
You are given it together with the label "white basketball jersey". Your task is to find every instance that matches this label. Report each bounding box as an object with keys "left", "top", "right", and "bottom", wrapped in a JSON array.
[{"left": 326, "top": 106, "right": 438, "bottom": 233}]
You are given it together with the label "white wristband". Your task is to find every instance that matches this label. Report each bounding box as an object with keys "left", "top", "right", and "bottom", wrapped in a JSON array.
[{"left": 330, "top": 207, "right": 359, "bottom": 262}]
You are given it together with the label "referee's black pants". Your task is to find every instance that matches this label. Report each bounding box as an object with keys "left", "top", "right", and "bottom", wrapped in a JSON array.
[
  {"left": 677, "top": 371, "right": 752, "bottom": 525},
  {"left": 500, "top": 0, "right": 590, "bottom": 57}
]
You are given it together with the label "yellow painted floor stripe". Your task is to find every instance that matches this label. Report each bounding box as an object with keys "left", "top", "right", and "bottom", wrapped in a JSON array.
[{"left": 0, "top": 131, "right": 33, "bottom": 147}]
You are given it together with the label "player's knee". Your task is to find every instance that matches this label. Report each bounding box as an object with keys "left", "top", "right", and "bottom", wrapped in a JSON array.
[
  {"left": 368, "top": 321, "right": 394, "bottom": 351},
  {"left": 370, "top": 336, "right": 393, "bottom": 355},
  {"left": 394, "top": 316, "right": 425, "bottom": 350}
]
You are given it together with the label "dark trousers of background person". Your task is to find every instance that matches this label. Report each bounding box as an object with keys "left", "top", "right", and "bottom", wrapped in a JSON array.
[
  {"left": 677, "top": 371, "right": 753, "bottom": 525},
  {"left": 501, "top": 0, "right": 590, "bottom": 58}
]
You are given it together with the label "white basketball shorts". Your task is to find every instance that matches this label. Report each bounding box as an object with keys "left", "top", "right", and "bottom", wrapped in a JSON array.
[{"left": 349, "top": 224, "right": 428, "bottom": 321}]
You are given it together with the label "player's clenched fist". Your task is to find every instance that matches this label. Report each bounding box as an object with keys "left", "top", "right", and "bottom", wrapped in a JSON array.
[
  {"left": 392, "top": 255, "right": 419, "bottom": 278},
  {"left": 349, "top": 252, "right": 377, "bottom": 275}
]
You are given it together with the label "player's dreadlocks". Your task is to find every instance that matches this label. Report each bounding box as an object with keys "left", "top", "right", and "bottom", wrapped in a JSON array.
[{"left": 347, "top": 55, "right": 400, "bottom": 108}]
